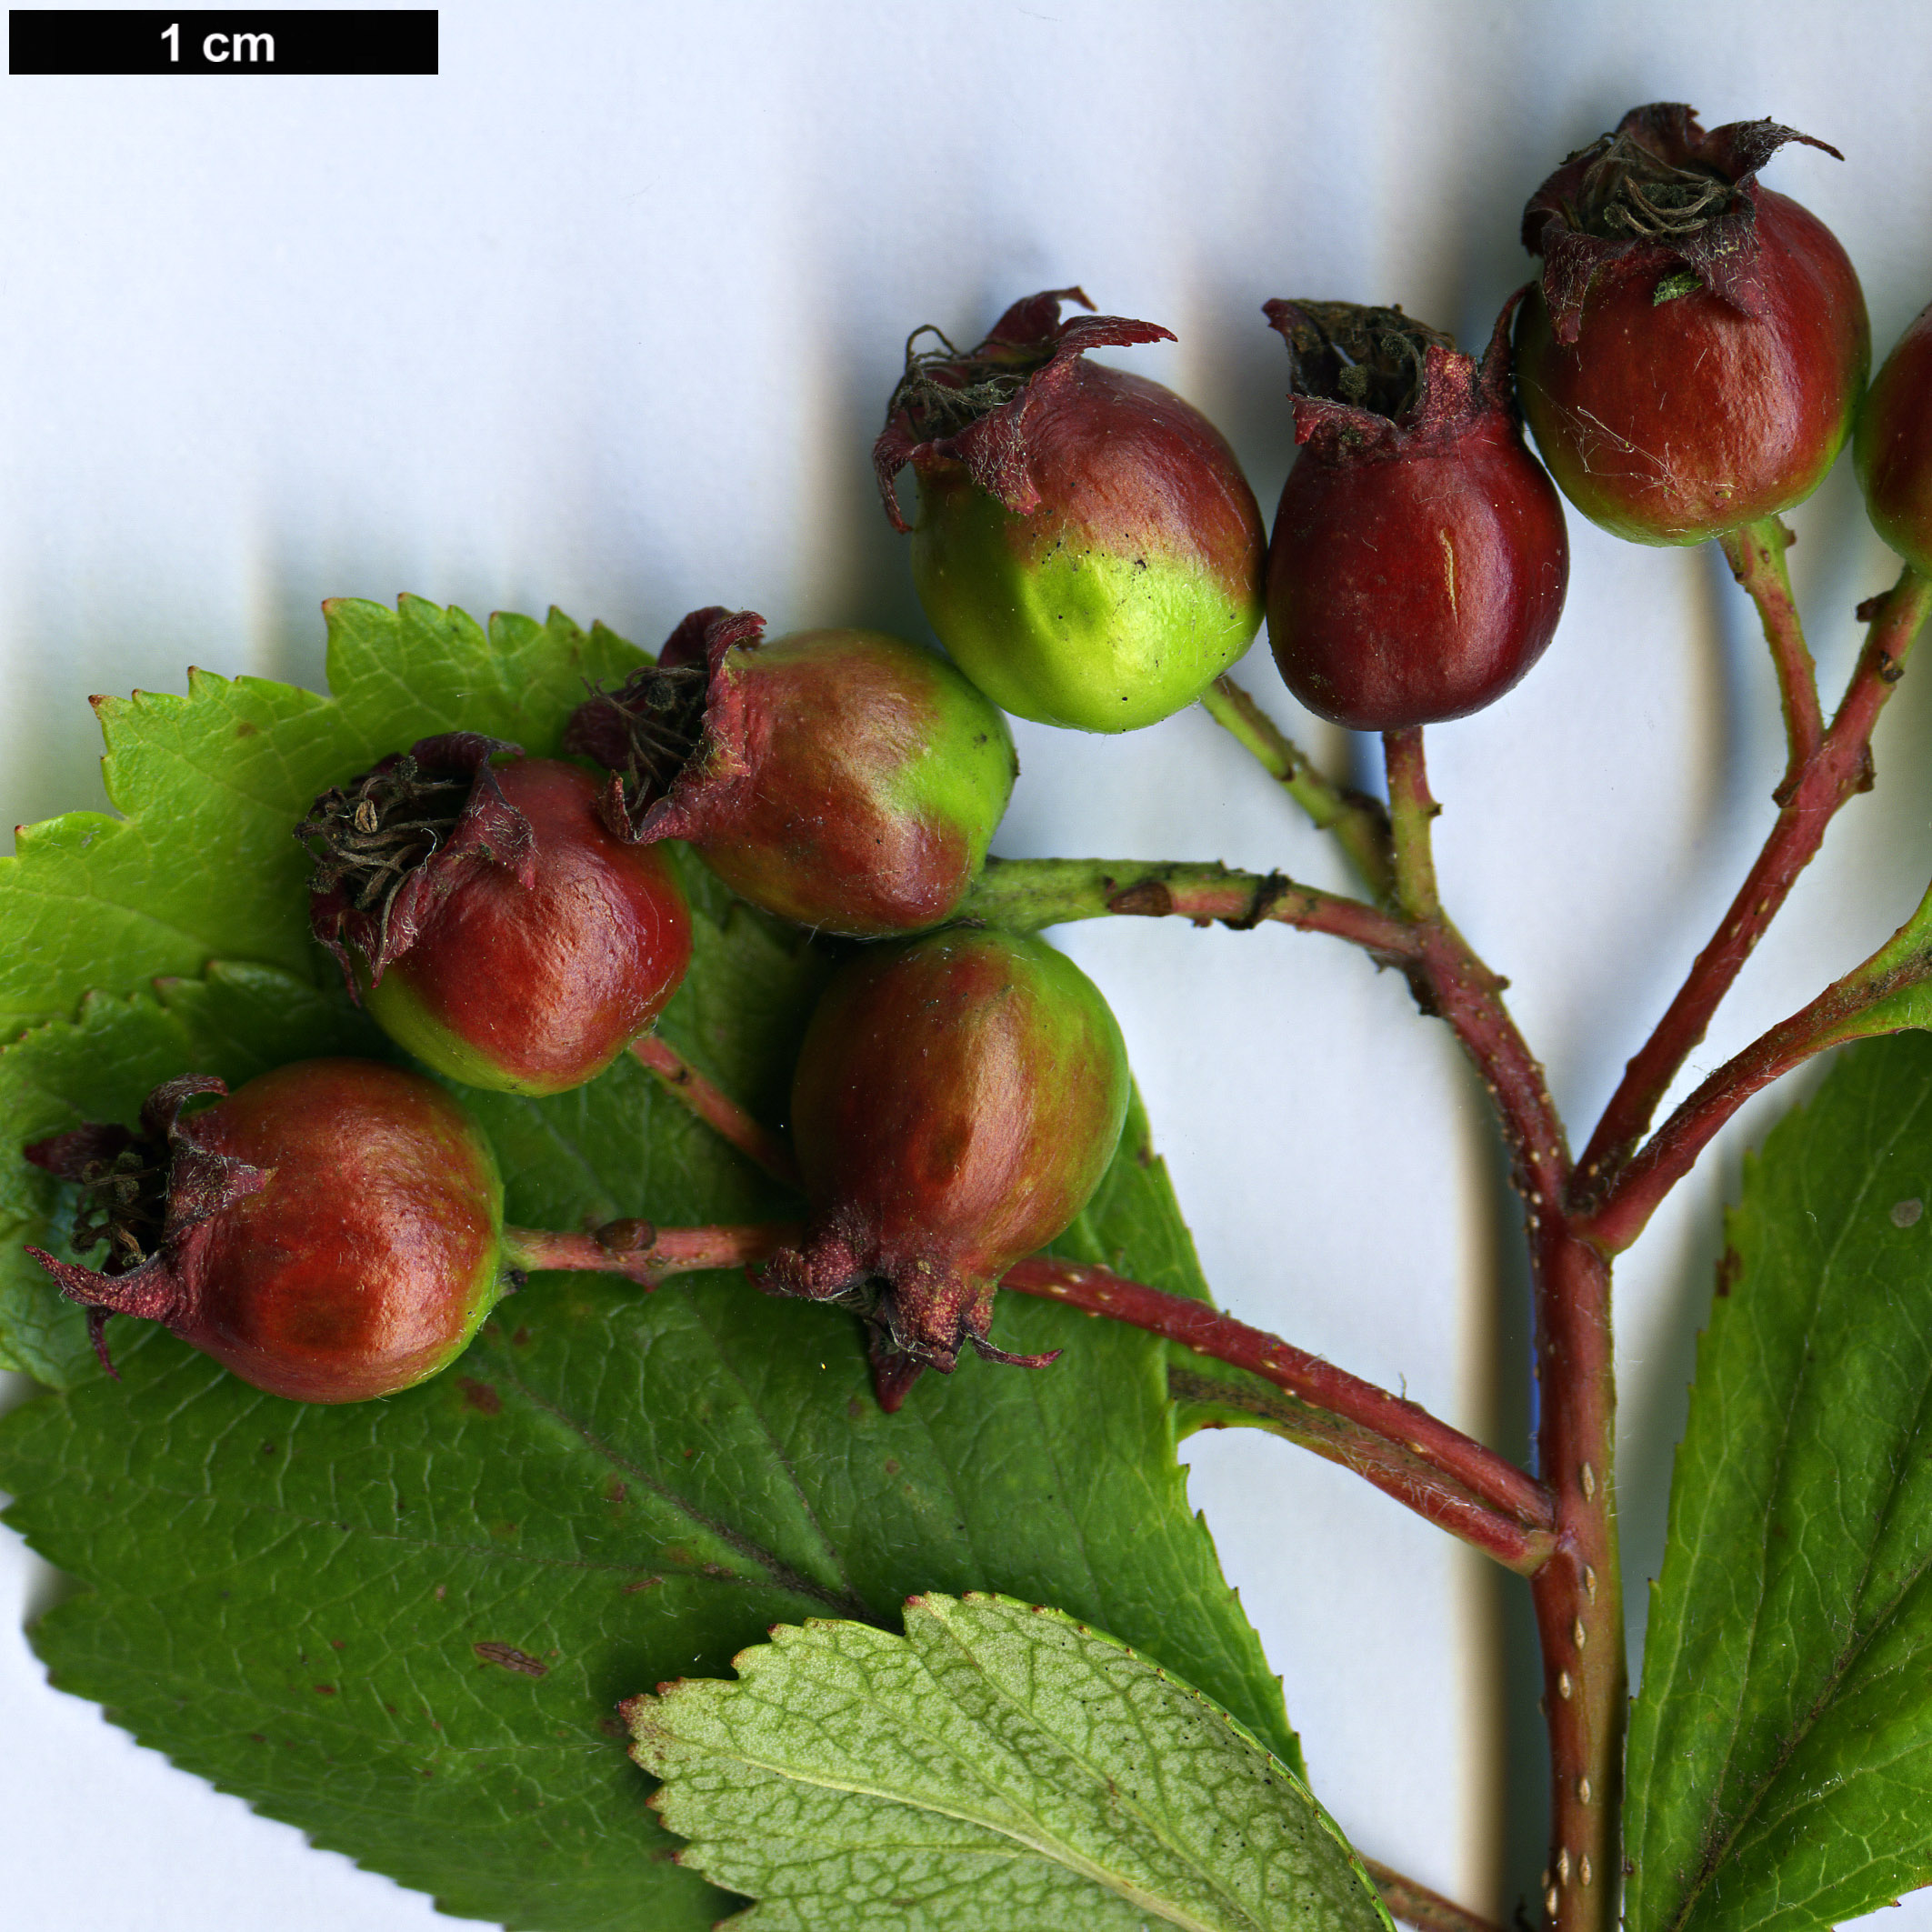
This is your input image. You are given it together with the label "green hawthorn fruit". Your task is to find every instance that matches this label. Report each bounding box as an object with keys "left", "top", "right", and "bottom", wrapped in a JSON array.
[{"left": 874, "top": 288, "right": 1266, "bottom": 732}]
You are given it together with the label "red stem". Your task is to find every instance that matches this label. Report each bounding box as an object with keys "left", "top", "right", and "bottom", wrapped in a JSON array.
[
  {"left": 495, "top": 1218, "right": 1553, "bottom": 1568},
  {"left": 1383, "top": 731, "right": 1571, "bottom": 1221},
  {"left": 630, "top": 1036, "right": 803, "bottom": 1190},
  {"left": 1104, "top": 867, "right": 1418, "bottom": 957},
  {"left": 1383, "top": 727, "right": 1617, "bottom": 1930},
  {"left": 1577, "top": 563, "right": 1932, "bottom": 1194},
  {"left": 1581, "top": 894, "right": 1932, "bottom": 1253},
  {"left": 1002, "top": 1256, "right": 1553, "bottom": 1566},
  {"left": 1362, "top": 1857, "right": 1506, "bottom": 1932},
  {"left": 501, "top": 1221, "right": 800, "bottom": 1283},
  {"left": 1526, "top": 1228, "right": 1624, "bottom": 1931},
  {"left": 1176, "top": 1373, "right": 1552, "bottom": 1572}
]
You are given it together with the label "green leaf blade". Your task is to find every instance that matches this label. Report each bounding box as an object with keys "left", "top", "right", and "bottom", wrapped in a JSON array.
[
  {"left": 1, "top": 602, "right": 1294, "bottom": 1928},
  {"left": 633, "top": 1593, "right": 1388, "bottom": 1932},
  {"left": 1626, "top": 1032, "right": 1932, "bottom": 1932}
]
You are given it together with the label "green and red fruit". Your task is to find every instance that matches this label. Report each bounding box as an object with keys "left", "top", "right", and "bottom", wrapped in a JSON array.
[
  {"left": 1264, "top": 298, "right": 1569, "bottom": 730},
  {"left": 761, "top": 927, "right": 1130, "bottom": 1409},
  {"left": 565, "top": 608, "right": 1016, "bottom": 938},
  {"left": 1856, "top": 301, "right": 1932, "bottom": 573},
  {"left": 25, "top": 1060, "right": 506, "bottom": 1403},
  {"left": 873, "top": 287, "right": 1266, "bottom": 732},
  {"left": 302, "top": 735, "right": 692, "bottom": 1096},
  {"left": 1516, "top": 104, "right": 1868, "bottom": 546}
]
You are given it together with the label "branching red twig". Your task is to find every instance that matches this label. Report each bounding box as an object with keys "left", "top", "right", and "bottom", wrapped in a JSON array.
[
  {"left": 496, "top": 1216, "right": 1556, "bottom": 1569},
  {"left": 1577, "top": 562, "right": 1932, "bottom": 1196},
  {"left": 1382, "top": 726, "right": 1615, "bottom": 1932},
  {"left": 1002, "top": 1255, "right": 1554, "bottom": 1569},
  {"left": 1582, "top": 876, "right": 1932, "bottom": 1251}
]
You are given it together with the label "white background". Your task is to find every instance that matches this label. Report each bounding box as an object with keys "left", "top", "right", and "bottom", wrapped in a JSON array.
[{"left": 4, "top": 1, "right": 1931, "bottom": 1925}]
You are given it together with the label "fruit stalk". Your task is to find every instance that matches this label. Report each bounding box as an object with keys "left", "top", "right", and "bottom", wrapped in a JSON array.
[
  {"left": 957, "top": 855, "right": 1417, "bottom": 956},
  {"left": 1199, "top": 675, "right": 1396, "bottom": 900},
  {"left": 630, "top": 1036, "right": 802, "bottom": 1189},
  {"left": 500, "top": 1221, "right": 799, "bottom": 1285},
  {"left": 1722, "top": 517, "right": 1822, "bottom": 785},
  {"left": 1382, "top": 732, "right": 1570, "bottom": 1216},
  {"left": 1385, "top": 728, "right": 1443, "bottom": 923}
]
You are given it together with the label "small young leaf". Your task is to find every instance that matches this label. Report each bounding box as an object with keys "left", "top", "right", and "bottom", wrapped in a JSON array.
[
  {"left": 1625, "top": 1032, "right": 1932, "bottom": 1932},
  {"left": 631, "top": 1591, "right": 1389, "bottom": 1932}
]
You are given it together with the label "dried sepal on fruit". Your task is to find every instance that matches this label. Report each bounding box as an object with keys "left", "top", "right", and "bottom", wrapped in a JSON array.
[
  {"left": 1515, "top": 102, "right": 1868, "bottom": 546},
  {"left": 300, "top": 735, "right": 691, "bottom": 1096},
  {"left": 873, "top": 287, "right": 1266, "bottom": 732},
  {"left": 565, "top": 606, "right": 1016, "bottom": 938},
  {"left": 25, "top": 1059, "right": 506, "bottom": 1403},
  {"left": 761, "top": 928, "right": 1130, "bottom": 1410},
  {"left": 1264, "top": 297, "right": 1569, "bottom": 730}
]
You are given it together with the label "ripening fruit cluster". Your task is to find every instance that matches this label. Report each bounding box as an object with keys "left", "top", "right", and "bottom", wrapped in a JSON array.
[{"left": 27, "top": 100, "right": 1931, "bottom": 1410}]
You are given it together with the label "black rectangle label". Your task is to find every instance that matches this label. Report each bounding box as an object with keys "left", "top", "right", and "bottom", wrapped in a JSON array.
[{"left": 9, "top": 9, "right": 438, "bottom": 75}]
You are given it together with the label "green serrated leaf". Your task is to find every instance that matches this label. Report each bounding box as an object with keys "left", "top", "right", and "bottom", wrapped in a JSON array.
[
  {"left": 631, "top": 1591, "right": 1387, "bottom": 1932},
  {"left": 0, "top": 599, "right": 646, "bottom": 1035},
  {"left": 0, "top": 602, "right": 1289, "bottom": 1930},
  {"left": 1626, "top": 1031, "right": 1932, "bottom": 1932}
]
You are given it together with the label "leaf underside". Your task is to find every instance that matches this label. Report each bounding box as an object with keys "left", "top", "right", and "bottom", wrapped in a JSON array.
[
  {"left": 1625, "top": 1032, "right": 1932, "bottom": 1932},
  {"left": 0, "top": 599, "right": 1296, "bottom": 1931},
  {"left": 632, "top": 1591, "right": 1389, "bottom": 1932}
]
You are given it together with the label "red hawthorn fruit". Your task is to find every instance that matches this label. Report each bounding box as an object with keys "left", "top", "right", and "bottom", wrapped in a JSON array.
[
  {"left": 301, "top": 735, "right": 692, "bottom": 1096},
  {"left": 1264, "top": 298, "right": 1569, "bottom": 731},
  {"left": 1516, "top": 103, "right": 1869, "bottom": 546},
  {"left": 760, "top": 928, "right": 1130, "bottom": 1410},
  {"left": 1856, "top": 301, "right": 1932, "bottom": 574},
  {"left": 564, "top": 608, "right": 1016, "bottom": 938},
  {"left": 873, "top": 288, "right": 1267, "bottom": 732},
  {"left": 25, "top": 1061, "right": 506, "bottom": 1403}
]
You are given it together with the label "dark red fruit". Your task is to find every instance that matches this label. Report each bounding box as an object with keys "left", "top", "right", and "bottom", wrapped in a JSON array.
[
  {"left": 25, "top": 1060, "right": 505, "bottom": 1403},
  {"left": 873, "top": 288, "right": 1266, "bottom": 732},
  {"left": 1264, "top": 299, "right": 1569, "bottom": 731},
  {"left": 302, "top": 735, "right": 692, "bottom": 1096},
  {"left": 565, "top": 608, "right": 1016, "bottom": 938},
  {"left": 1856, "top": 301, "right": 1932, "bottom": 573},
  {"left": 1516, "top": 104, "right": 1868, "bottom": 546},
  {"left": 761, "top": 928, "right": 1130, "bottom": 1409}
]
